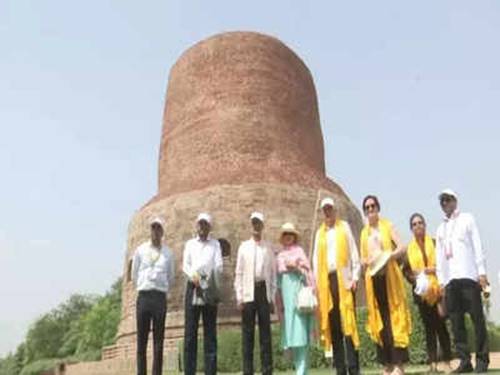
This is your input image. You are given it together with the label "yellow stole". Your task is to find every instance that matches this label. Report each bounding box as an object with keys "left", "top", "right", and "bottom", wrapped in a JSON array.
[
  {"left": 360, "top": 218, "right": 411, "bottom": 348},
  {"left": 407, "top": 235, "right": 441, "bottom": 305},
  {"left": 317, "top": 220, "right": 360, "bottom": 355}
]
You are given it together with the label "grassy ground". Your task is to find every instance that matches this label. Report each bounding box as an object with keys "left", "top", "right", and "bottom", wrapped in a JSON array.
[
  {"left": 271, "top": 369, "right": 500, "bottom": 374},
  {"left": 242, "top": 369, "right": 500, "bottom": 374},
  {"left": 166, "top": 368, "right": 500, "bottom": 374}
]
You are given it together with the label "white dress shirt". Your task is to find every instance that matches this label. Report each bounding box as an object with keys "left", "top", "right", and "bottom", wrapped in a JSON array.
[
  {"left": 182, "top": 236, "right": 223, "bottom": 279},
  {"left": 312, "top": 220, "right": 361, "bottom": 287},
  {"left": 436, "top": 210, "right": 486, "bottom": 287},
  {"left": 131, "top": 241, "right": 175, "bottom": 293},
  {"left": 234, "top": 238, "right": 277, "bottom": 304}
]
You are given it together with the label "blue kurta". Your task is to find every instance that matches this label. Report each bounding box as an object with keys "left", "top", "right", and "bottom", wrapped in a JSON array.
[{"left": 278, "top": 271, "right": 314, "bottom": 349}]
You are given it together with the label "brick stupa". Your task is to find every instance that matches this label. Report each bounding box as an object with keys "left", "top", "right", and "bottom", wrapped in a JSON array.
[{"left": 65, "top": 31, "right": 362, "bottom": 375}]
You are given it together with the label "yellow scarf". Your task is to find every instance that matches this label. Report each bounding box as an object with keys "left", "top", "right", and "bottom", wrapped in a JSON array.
[
  {"left": 407, "top": 235, "right": 441, "bottom": 305},
  {"left": 317, "top": 220, "right": 360, "bottom": 355},
  {"left": 360, "top": 218, "right": 411, "bottom": 348}
]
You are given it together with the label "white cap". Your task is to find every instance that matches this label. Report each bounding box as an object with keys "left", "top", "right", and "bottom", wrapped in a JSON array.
[
  {"left": 250, "top": 212, "right": 264, "bottom": 222},
  {"left": 439, "top": 189, "right": 458, "bottom": 200},
  {"left": 150, "top": 217, "right": 165, "bottom": 228},
  {"left": 280, "top": 222, "right": 300, "bottom": 237},
  {"left": 196, "top": 213, "right": 212, "bottom": 224},
  {"left": 320, "top": 197, "right": 335, "bottom": 209}
]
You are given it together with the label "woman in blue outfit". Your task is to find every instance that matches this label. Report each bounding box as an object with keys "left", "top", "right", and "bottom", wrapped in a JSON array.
[{"left": 275, "top": 222, "right": 316, "bottom": 375}]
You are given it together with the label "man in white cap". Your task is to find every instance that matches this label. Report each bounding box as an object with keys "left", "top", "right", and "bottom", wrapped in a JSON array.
[
  {"left": 131, "top": 217, "right": 175, "bottom": 375},
  {"left": 182, "top": 213, "right": 223, "bottom": 375},
  {"left": 436, "top": 189, "right": 489, "bottom": 373},
  {"left": 234, "top": 212, "right": 276, "bottom": 375},
  {"left": 312, "top": 197, "right": 360, "bottom": 375}
]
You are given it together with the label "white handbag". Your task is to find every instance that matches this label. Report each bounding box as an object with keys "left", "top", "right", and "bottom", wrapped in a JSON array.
[
  {"left": 296, "top": 285, "right": 317, "bottom": 313},
  {"left": 414, "top": 272, "right": 429, "bottom": 296}
]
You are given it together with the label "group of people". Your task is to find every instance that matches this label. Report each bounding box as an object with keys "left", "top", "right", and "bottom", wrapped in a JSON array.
[{"left": 131, "top": 188, "right": 490, "bottom": 375}]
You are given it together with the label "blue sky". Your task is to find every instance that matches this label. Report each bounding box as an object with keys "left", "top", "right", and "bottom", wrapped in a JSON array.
[{"left": 1, "top": 0, "right": 499, "bottom": 356}]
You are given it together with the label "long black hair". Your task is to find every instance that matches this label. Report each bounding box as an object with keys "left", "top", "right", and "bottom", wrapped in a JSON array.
[
  {"left": 409, "top": 212, "right": 426, "bottom": 230},
  {"left": 362, "top": 195, "right": 381, "bottom": 213}
]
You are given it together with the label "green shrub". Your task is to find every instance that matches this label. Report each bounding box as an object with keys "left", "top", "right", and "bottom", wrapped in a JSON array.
[
  {"left": 0, "top": 354, "right": 21, "bottom": 375},
  {"left": 488, "top": 324, "right": 500, "bottom": 352},
  {"left": 407, "top": 297, "right": 428, "bottom": 365},
  {"left": 356, "top": 307, "right": 378, "bottom": 367},
  {"left": 19, "top": 358, "right": 61, "bottom": 375},
  {"left": 462, "top": 318, "right": 500, "bottom": 353}
]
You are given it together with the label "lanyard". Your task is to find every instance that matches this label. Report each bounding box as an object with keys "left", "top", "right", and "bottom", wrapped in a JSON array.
[{"left": 443, "top": 213, "right": 459, "bottom": 259}]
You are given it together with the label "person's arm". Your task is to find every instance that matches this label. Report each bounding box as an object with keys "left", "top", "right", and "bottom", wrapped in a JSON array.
[
  {"left": 212, "top": 240, "right": 224, "bottom": 295},
  {"left": 424, "top": 266, "right": 436, "bottom": 275},
  {"left": 276, "top": 251, "right": 288, "bottom": 274},
  {"left": 468, "top": 214, "right": 488, "bottom": 287},
  {"left": 402, "top": 254, "right": 416, "bottom": 284},
  {"left": 359, "top": 228, "right": 370, "bottom": 273},
  {"left": 346, "top": 223, "right": 361, "bottom": 284},
  {"left": 214, "top": 240, "right": 223, "bottom": 274},
  {"left": 168, "top": 250, "right": 176, "bottom": 287},
  {"left": 311, "top": 230, "right": 319, "bottom": 280},
  {"left": 182, "top": 241, "right": 194, "bottom": 279},
  {"left": 390, "top": 224, "right": 407, "bottom": 261},
  {"left": 131, "top": 247, "right": 141, "bottom": 288},
  {"left": 299, "top": 246, "right": 315, "bottom": 289},
  {"left": 269, "top": 246, "right": 278, "bottom": 302},
  {"left": 425, "top": 238, "right": 437, "bottom": 275},
  {"left": 435, "top": 227, "right": 445, "bottom": 287},
  {"left": 234, "top": 243, "right": 245, "bottom": 306}
]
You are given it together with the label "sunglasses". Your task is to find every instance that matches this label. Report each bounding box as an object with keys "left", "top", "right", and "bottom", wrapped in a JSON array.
[
  {"left": 364, "top": 203, "right": 377, "bottom": 211},
  {"left": 440, "top": 196, "right": 454, "bottom": 204}
]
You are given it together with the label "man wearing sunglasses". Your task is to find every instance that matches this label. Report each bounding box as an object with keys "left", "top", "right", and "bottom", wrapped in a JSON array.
[
  {"left": 312, "top": 197, "right": 360, "bottom": 375},
  {"left": 436, "top": 189, "right": 489, "bottom": 373}
]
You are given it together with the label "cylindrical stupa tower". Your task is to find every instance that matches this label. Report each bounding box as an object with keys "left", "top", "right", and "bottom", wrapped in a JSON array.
[{"left": 112, "top": 31, "right": 363, "bottom": 363}]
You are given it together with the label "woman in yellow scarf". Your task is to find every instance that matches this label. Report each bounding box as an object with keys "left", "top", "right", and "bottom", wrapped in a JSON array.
[
  {"left": 403, "top": 213, "right": 451, "bottom": 373},
  {"left": 360, "top": 195, "right": 411, "bottom": 375}
]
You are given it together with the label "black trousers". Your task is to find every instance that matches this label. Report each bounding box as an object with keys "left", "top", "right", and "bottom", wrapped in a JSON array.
[
  {"left": 445, "top": 279, "right": 489, "bottom": 367},
  {"left": 136, "top": 290, "right": 167, "bottom": 375},
  {"left": 414, "top": 294, "right": 452, "bottom": 363},
  {"left": 372, "top": 274, "right": 409, "bottom": 366},
  {"left": 328, "top": 272, "right": 359, "bottom": 375},
  {"left": 242, "top": 281, "right": 273, "bottom": 375},
  {"left": 184, "top": 281, "right": 218, "bottom": 375}
]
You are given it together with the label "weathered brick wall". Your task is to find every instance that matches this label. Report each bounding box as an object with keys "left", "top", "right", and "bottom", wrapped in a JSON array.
[
  {"left": 65, "top": 358, "right": 135, "bottom": 375},
  {"left": 157, "top": 31, "right": 342, "bottom": 199}
]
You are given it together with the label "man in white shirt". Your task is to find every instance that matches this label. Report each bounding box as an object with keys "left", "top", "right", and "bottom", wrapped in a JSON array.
[
  {"left": 182, "top": 213, "right": 223, "bottom": 375},
  {"left": 234, "top": 212, "right": 276, "bottom": 375},
  {"left": 131, "top": 217, "right": 175, "bottom": 375},
  {"left": 436, "top": 189, "right": 489, "bottom": 373},
  {"left": 312, "top": 197, "right": 360, "bottom": 375}
]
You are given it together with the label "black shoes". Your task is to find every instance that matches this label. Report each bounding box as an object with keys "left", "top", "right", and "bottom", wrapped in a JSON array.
[
  {"left": 452, "top": 361, "right": 474, "bottom": 373},
  {"left": 475, "top": 361, "right": 489, "bottom": 373}
]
